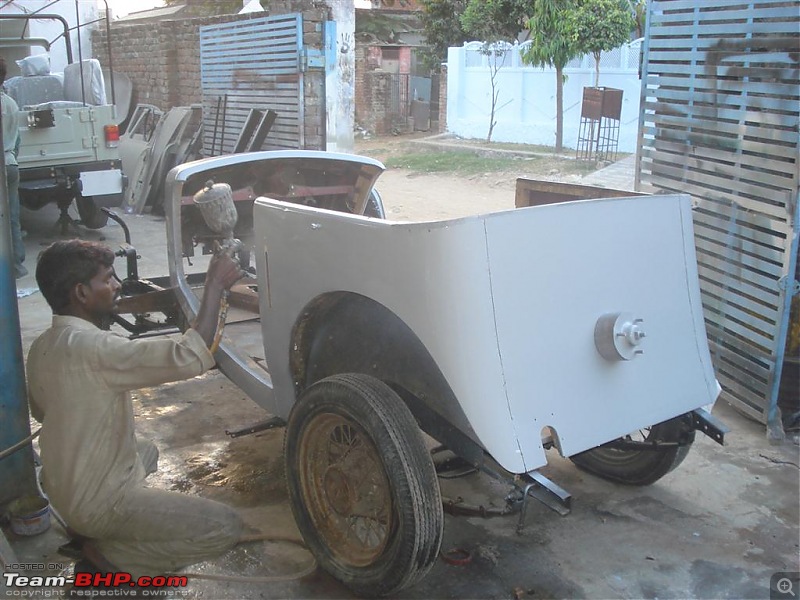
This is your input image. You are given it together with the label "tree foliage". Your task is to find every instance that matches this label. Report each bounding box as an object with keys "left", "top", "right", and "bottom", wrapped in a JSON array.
[
  {"left": 522, "top": 0, "right": 578, "bottom": 73},
  {"left": 460, "top": 0, "right": 531, "bottom": 43},
  {"left": 420, "top": 0, "right": 531, "bottom": 71},
  {"left": 419, "top": 0, "right": 470, "bottom": 70},
  {"left": 565, "top": 0, "right": 635, "bottom": 86}
]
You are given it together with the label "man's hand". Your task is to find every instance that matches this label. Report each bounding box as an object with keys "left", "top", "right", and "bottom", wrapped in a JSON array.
[
  {"left": 194, "top": 247, "right": 246, "bottom": 348},
  {"left": 205, "top": 248, "right": 245, "bottom": 292}
]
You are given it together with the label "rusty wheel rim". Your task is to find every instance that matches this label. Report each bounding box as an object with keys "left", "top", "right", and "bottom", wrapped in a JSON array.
[{"left": 298, "top": 413, "right": 393, "bottom": 567}]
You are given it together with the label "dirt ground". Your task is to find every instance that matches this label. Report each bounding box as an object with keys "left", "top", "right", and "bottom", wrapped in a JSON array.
[
  {"left": 354, "top": 134, "right": 591, "bottom": 221},
  {"left": 7, "top": 135, "right": 800, "bottom": 600}
]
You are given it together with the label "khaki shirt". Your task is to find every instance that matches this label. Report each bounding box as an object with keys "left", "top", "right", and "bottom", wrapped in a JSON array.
[{"left": 27, "top": 315, "right": 215, "bottom": 535}]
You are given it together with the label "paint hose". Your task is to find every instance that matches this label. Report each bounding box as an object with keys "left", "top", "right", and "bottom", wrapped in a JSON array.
[{"left": 0, "top": 428, "right": 41, "bottom": 462}]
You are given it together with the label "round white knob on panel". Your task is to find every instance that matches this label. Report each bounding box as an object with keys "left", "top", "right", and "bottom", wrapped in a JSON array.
[{"left": 595, "top": 312, "right": 646, "bottom": 361}]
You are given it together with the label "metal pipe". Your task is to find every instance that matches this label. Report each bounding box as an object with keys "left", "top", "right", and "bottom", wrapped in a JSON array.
[
  {"left": 102, "top": 0, "right": 116, "bottom": 108},
  {"left": 0, "top": 14, "right": 74, "bottom": 64},
  {"left": 75, "top": 0, "right": 86, "bottom": 106},
  {"left": 0, "top": 101, "right": 37, "bottom": 505},
  {"left": 210, "top": 96, "right": 222, "bottom": 157},
  {"left": 218, "top": 93, "right": 228, "bottom": 156}
]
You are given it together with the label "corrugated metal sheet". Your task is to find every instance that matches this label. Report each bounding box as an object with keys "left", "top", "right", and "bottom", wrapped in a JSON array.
[
  {"left": 636, "top": 0, "right": 800, "bottom": 432},
  {"left": 200, "top": 14, "right": 303, "bottom": 155}
]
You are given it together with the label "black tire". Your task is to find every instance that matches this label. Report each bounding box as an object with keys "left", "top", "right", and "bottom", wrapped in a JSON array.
[
  {"left": 76, "top": 196, "right": 109, "bottom": 229},
  {"left": 285, "top": 373, "right": 443, "bottom": 597},
  {"left": 569, "top": 414, "right": 696, "bottom": 486}
]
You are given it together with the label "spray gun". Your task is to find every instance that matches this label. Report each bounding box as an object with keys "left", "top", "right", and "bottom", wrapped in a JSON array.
[
  {"left": 192, "top": 179, "right": 241, "bottom": 255},
  {"left": 191, "top": 180, "right": 244, "bottom": 353}
]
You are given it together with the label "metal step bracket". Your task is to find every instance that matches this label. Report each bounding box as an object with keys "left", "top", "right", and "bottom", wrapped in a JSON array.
[
  {"left": 691, "top": 408, "right": 730, "bottom": 445},
  {"left": 515, "top": 470, "right": 572, "bottom": 534}
]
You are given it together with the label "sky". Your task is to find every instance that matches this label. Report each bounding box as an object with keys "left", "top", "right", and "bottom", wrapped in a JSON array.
[
  {"left": 102, "top": 0, "right": 372, "bottom": 18},
  {"left": 102, "top": 0, "right": 164, "bottom": 18},
  {"left": 2, "top": 0, "right": 372, "bottom": 20}
]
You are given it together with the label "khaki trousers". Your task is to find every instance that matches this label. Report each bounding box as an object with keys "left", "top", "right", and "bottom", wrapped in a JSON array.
[{"left": 94, "top": 440, "right": 243, "bottom": 577}]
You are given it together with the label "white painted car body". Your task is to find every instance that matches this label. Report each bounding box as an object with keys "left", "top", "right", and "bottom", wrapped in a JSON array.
[
  {"left": 164, "top": 151, "right": 720, "bottom": 476},
  {"left": 252, "top": 193, "right": 719, "bottom": 474}
]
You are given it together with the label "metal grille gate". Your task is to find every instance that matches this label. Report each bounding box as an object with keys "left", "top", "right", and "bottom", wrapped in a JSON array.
[
  {"left": 636, "top": 0, "right": 800, "bottom": 433},
  {"left": 200, "top": 14, "right": 304, "bottom": 155}
]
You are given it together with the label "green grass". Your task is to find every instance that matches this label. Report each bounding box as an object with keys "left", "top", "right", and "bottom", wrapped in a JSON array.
[
  {"left": 384, "top": 149, "right": 598, "bottom": 177},
  {"left": 385, "top": 150, "right": 538, "bottom": 174},
  {"left": 464, "top": 140, "right": 559, "bottom": 153}
]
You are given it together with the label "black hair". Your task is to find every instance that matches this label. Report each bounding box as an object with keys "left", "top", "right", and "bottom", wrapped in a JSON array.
[
  {"left": 36, "top": 240, "right": 115, "bottom": 313},
  {"left": 0, "top": 57, "right": 6, "bottom": 86}
]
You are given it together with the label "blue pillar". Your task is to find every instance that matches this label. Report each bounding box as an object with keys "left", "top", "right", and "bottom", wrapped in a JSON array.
[{"left": 0, "top": 110, "right": 36, "bottom": 505}]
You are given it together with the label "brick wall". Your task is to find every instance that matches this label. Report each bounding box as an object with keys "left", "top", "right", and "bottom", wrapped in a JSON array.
[
  {"left": 366, "top": 71, "right": 392, "bottom": 134},
  {"left": 354, "top": 44, "right": 368, "bottom": 130},
  {"left": 354, "top": 44, "right": 412, "bottom": 135},
  {"left": 93, "top": 6, "right": 330, "bottom": 149}
]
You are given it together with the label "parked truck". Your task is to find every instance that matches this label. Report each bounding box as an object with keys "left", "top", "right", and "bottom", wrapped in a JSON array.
[{"left": 0, "top": 2, "right": 124, "bottom": 230}]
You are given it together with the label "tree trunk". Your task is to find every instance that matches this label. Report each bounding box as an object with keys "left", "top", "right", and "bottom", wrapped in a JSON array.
[
  {"left": 555, "top": 65, "right": 564, "bottom": 153},
  {"left": 594, "top": 52, "right": 601, "bottom": 87},
  {"left": 488, "top": 63, "right": 499, "bottom": 142}
]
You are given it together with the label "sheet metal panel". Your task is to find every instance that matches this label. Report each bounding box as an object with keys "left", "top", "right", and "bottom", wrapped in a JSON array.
[
  {"left": 636, "top": 0, "right": 800, "bottom": 432},
  {"left": 200, "top": 14, "right": 303, "bottom": 154},
  {"left": 252, "top": 194, "right": 719, "bottom": 474}
]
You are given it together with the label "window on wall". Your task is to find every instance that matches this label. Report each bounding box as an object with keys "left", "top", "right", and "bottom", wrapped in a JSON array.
[{"left": 381, "top": 47, "right": 401, "bottom": 73}]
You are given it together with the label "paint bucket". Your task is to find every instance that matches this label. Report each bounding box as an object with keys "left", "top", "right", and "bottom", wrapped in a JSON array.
[{"left": 7, "top": 495, "right": 51, "bottom": 536}]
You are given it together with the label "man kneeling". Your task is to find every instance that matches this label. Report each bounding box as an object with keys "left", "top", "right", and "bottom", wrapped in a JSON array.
[{"left": 27, "top": 240, "right": 244, "bottom": 576}]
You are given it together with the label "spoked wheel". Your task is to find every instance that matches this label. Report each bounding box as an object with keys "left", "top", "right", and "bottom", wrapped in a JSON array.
[
  {"left": 570, "top": 414, "right": 696, "bottom": 486},
  {"left": 285, "top": 373, "right": 443, "bottom": 597}
]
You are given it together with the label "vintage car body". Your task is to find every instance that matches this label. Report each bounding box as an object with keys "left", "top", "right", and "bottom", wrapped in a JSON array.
[
  {"left": 154, "top": 150, "right": 724, "bottom": 596},
  {"left": 252, "top": 193, "right": 720, "bottom": 474},
  {"left": 164, "top": 150, "right": 719, "bottom": 473}
]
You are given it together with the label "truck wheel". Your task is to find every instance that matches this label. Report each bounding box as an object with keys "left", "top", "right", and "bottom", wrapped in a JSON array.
[
  {"left": 285, "top": 373, "right": 443, "bottom": 597},
  {"left": 76, "top": 196, "right": 109, "bottom": 229},
  {"left": 569, "top": 414, "right": 695, "bottom": 486}
]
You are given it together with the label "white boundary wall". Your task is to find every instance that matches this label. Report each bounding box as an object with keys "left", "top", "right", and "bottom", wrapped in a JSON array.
[{"left": 446, "top": 39, "right": 643, "bottom": 152}]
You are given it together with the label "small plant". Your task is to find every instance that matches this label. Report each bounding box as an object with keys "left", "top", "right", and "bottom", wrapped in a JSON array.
[
  {"left": 479, "top": 42, "right": 513, "bottom": 142},
  {"left": 460, "top": 0, "right": 530, "bottom": 142}
]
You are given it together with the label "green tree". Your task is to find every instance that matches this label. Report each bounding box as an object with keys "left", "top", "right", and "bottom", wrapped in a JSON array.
[
  {"left": 419, "top": 0, "right": 470, "bottom": 71},
  {"left": 566, "top": 0, "right": 635, "bottom": 87},
  {"left": 521, "top": 0, "right": 581, "bottom": 152},
  {"left": 460, "top": 0, "right": 530, "bottom": 42}
]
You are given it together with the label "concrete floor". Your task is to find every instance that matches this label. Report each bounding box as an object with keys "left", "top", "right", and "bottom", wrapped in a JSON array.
[{"left": 2, "top": 153, "right": 799, "bottom": 599}]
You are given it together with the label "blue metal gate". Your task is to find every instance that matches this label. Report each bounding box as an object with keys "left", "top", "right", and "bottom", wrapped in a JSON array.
[
  {"left": 200, "top": 14, "right": 304, "bottom": 155},
  {"left": 636, "top": 0, "right": 800, "bottom": 436}
]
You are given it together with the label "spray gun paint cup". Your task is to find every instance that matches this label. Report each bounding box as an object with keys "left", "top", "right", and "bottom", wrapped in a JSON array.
[{"left": 192, "top": 180, "right": 238, "bottom": 241}]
